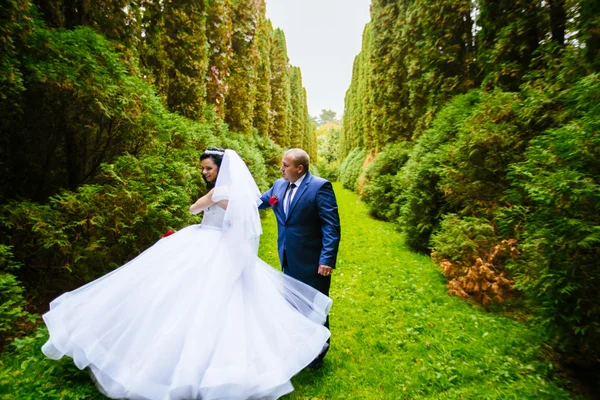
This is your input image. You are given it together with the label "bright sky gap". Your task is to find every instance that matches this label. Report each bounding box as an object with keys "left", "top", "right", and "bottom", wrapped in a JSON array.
[{"left": 265, "top": 0, "right": 372, "bottom": 118}]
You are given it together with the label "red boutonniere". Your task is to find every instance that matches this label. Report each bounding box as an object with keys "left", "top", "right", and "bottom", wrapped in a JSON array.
[
  {"left": 161, "top": 229, "right": 177, "bottom": 238},
  {"left": 269, "top": 195, "right": 279, "bottom": 206}
]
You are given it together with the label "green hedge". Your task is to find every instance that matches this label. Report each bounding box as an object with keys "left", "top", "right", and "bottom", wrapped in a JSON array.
[
  {"left": 361, "top": 143, "right": 412, "bottom": 221},
  {"left": 503, "top": 74, "right": 600, "bottom": 361},
  {"left": 0, "top": 12, "right": 282, "bottom": 331},
  {"left": 339, "top": 147, "right": 366, "bottom": 192},
  {"left": 398, "top": 91, "right": 481, "bottom": 252},
  {"left": 0, "top": 245, "right": 34, "bottom": 346}
]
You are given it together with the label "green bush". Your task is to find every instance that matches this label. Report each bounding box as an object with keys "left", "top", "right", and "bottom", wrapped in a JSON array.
[
  {"left": 316, "top": 160, "right": 340, "bottom": 182},
  {"left": 398, "top": 90, "right": 481, "bottom": 252},
  {"left": 504, "top": 74, "right": 600, "bottom": 362},
  {"left": 0, "top": 245, "right": 35, "bottom": 346},
  {"left": 0, "top": 154, "right": 203, "bottom": 299},
  {"left": 251, "top": 133, "right": 284, "bottom": 187},
  {"left": 437, "top": 91, "right": 531, "bottom": 217},
  {"left": 3, "top": 25, "right": 165, "bottom": 201},
  {"left": 431, "top": 215, "right": 515, "bottom": 306},
  {"left": 361, "top": 143, "right": 412, "bottom": 221},
  {"left": 0, "top": 9, "right": 283, "bottom": 315},
  {"left": 339, "top": 147, "right": 366, "bottom": 192},
  {"left": 431, "top": 215, "right": 499, "bottom": 263},
  {"left": 1, "top": 122, "right": 281, "bottom": 304}
]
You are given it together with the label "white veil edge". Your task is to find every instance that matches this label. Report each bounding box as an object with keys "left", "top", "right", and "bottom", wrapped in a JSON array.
[{"left": 212, "top": 149, "right": 262, "bottom": 257}]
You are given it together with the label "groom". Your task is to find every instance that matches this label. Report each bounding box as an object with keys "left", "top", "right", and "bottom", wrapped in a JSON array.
[{"left": 259, "top": 148, "right": 341, "bottom": 369}]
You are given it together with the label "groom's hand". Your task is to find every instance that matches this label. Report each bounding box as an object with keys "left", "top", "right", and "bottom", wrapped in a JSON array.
[{"left": 318, "top": 265, "right": 333, "bottom": 276}]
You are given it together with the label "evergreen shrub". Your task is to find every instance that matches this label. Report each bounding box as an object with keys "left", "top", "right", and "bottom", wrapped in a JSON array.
[
  {"left": 399, "top": 91, "right": 481, "bottom": 252},
  {"left": 361, "top": 142, "right": 412, "bottom": 221},
  {"left": 316, "top": 161, "right": 340, "bottom": 182},
  {"left": 0, "top": 245, "right": 34, "bottom": 346},
  {"left": 437, "top": 91, "right": 529, "bottom": 217},
  {"left": 504, "top": 74, "right": 600, "bottom": 361},
  {"left": 339, "top": 148, "right": 366, "bottom": 192},
  {"left": 431, "top": 215, "right": 516, "bottom": 306},
  {"left": 425, "top": 90, "right": 539, "bottom": 303},
  {"left": 0, "top": 155, "right": 203, "bottom": 300},
  {"left": 3, "top": 26, "right": 158, "bottom": 200}
]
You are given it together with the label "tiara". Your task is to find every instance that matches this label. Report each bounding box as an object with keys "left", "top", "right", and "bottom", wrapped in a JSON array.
[{"left": 204, "top": 149, "right": 225, "bottom": 155}]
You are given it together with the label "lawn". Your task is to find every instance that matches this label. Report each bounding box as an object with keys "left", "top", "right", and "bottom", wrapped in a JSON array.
[{"left": 0, "top": 183, "right": 575, "bottom": 399}]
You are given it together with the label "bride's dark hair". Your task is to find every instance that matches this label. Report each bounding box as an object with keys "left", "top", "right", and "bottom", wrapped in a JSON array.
[{"left": 200, "top": 147, "right": 225, "bottom": 189}]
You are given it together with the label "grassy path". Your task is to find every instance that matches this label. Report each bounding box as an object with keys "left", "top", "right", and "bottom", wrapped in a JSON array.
[
  {"left": 259, "top": 183, "right": 573, "bottom": 399},
  {"left": 0, "top": 184, "right": 574, "bottom": 399}
]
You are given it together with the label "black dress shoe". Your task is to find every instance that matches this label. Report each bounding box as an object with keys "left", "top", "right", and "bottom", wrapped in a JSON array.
[{"left": 308, "top": 358, "right": 324, "bottom": 370}]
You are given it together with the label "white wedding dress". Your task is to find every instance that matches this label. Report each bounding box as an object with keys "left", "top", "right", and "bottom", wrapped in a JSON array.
[{"left": 41, "top": 150, "right": 332, "bottom": 400}]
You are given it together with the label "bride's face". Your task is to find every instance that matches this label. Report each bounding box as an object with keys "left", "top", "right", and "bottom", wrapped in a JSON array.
[{"left": 201, "top": 158, "right": 219, "bottom": 183}]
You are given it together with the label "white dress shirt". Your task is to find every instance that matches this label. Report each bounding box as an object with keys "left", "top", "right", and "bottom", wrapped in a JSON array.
[{"left": 284, "top": 173, "right": 306, "bottom": 215}]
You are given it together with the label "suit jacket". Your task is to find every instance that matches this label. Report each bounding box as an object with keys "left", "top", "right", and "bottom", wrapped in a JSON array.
[{"left": 259, "top": 173, "right": 341, "bottom": 280}]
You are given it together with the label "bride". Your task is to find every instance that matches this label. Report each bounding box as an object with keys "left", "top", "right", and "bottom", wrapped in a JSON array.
[{"left": 41, "top": 148, "right": 332, "bottom": 400}]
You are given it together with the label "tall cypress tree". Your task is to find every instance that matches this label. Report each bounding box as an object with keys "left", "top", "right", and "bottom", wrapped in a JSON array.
[
  {"left": 548, "top": 0, "right": 566, "bottom": 45},
  {"left": 139, "top": 0, "right": 169, "bottom": 103},
  {"left": 33, "top": 0, "right": 143, "bottom": 48},
  {"left": 309, "top": 119, "right": 318, "bottom": 162},
  {"left": 0, "top": 0, "right": 33, "bottom": 200},
  {"left": 340, "top": 55, "right": 359, "bottom": 158},
  {"left": 269, "top": 28, "right": 290, "bottom": 147},
  {"left": 224, "top": 0, "right": 260, "bottom": 134},
  {"left": 288, "top": 66, "right": 304, "bottom": 148},
  {"left": 205, "top": 0, "right": 234, "bottom": 118},
  {"left": 478, "top": 0, "right": 544, "bottom": 91},
  {"left": 160, "top": 0, "right": 209, "bottom": 120},
  {"left": 580, "top": 0, "right": 600, "bottom": 66},
  {"left": 361, "top": 24, "right": 376, "bottom": 150},
  {"left": 253, "top": 14, "right": 273, "bottom": 136},
  {"left": 402, "top": 0, "right": 478, "bottom": 137},
  {"left": 352, "top": 51, "right": 365, "bottom": 150},
  {"left": 301, "top": 87, "right": 310, "bottom": 150},
  {"left": 340, "top": 25, "right": 372, "bottom": 158},
  {"left": 370, "top": 0, "right": 410, "bottom": 144}
]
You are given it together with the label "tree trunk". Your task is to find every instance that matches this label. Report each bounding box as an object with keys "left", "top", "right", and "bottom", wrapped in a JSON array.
[{"left": 548, "top": 0, "right": 566, "bottom": 45}]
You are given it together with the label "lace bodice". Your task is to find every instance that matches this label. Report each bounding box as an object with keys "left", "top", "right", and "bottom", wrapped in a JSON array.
[{"left": 201, "top": 205, "right": 226, "bottom": 230}]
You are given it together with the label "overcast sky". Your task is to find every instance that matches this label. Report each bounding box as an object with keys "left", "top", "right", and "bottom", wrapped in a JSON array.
[{"left": 265, "top": 0, "right": 372, "bottom": 119}]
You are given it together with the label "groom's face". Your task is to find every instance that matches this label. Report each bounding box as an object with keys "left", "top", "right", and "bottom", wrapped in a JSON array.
[{"left": 281, "top": 154, "right": 303, "bottom": 182}]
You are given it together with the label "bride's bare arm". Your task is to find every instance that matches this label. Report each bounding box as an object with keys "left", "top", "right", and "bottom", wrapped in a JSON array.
[
  {"left": 189, "top": 189, "right": 214, "bottom": 214},
  {"left": 189, "top": 189, "right": 228, "bottom": 214}
]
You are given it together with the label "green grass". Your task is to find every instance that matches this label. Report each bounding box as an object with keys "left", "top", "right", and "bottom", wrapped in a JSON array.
[
  {"left": 260, "top": 184, "right": 574, "bottom": 399},
  {"left": 0, "top": 184, "right": 576, "bottom": 399}
]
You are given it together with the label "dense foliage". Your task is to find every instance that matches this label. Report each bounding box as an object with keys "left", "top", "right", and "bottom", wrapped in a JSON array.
[
  {"left": 315, "top": 111, "right": 342, "bottom": 182},
  {"left": 0, "top": 0, "right": 312, "bottom": 351},
  {"left": 361, "top": 142, "right": 411, "bottom": 221},
  {"left": 398, "top": 91, "right": 481, "bottom": 253},
  {"left": 1, "top": 0, "right": 316, "bottom": 202},
  {"left": 339, "top": 147, "right": 366, "bottom": 193},
  {"left": 335, "top": 0, "right": 600, "bottom": 370},
  {"left": 0, "top": 245, "right": 34, "bottom": 348},
  {"left": 503, "top": 74, "right": 600, "bottom": 362}
]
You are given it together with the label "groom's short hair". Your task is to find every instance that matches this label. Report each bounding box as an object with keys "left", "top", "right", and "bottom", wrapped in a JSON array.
[{"left": 285, "top": 148, "right": 310, "bottom": 172}]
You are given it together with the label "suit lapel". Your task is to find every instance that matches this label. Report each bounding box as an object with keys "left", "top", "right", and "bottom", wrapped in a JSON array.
[{"left": 285, "top": 173, "right": 311, "bottom": 221}]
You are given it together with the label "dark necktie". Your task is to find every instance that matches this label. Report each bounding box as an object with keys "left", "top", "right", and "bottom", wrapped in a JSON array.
[{"left": 285, "top": 183, "right": 296, "bottom": 216}]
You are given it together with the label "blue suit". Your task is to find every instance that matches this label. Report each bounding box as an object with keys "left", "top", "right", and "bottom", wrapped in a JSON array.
[{"left": 259, "top": 172, "right": 341, "bottom": 296}]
